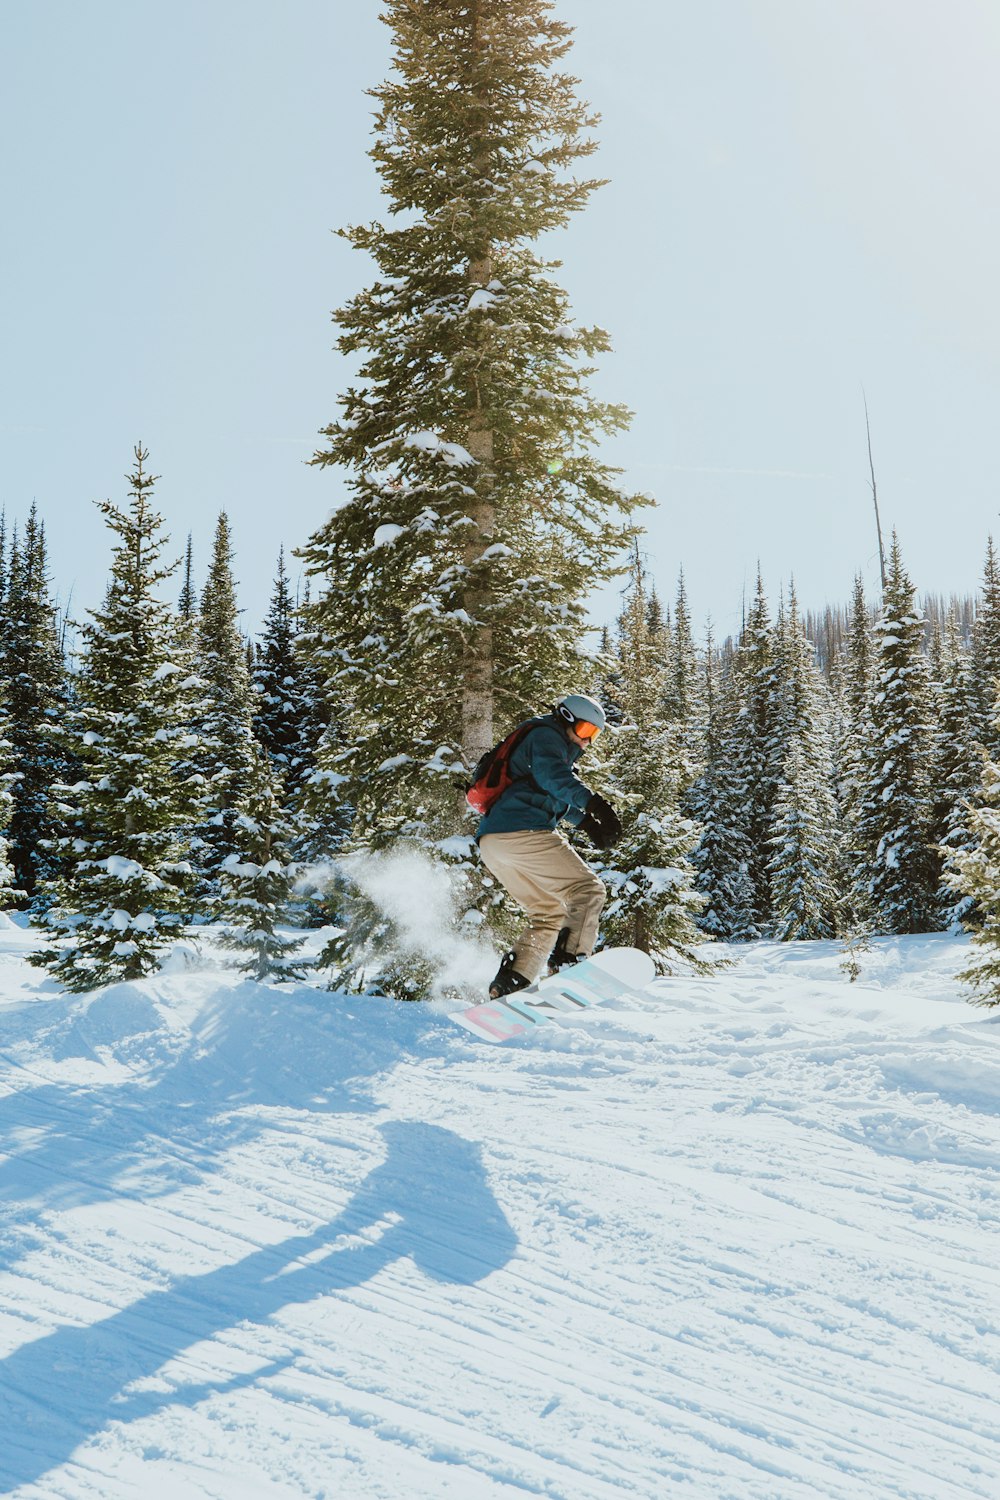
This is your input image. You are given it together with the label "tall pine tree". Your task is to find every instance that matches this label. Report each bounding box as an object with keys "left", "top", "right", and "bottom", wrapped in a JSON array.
[
  {"left": 32, "top": 448, "right": 199, "bottom": 990},
  {"left": 689, "top": 633, "right": 756, "bottom": 939},
  {"left": 215, "top": 745, "right": 308, "bottom": 982},
  {"left": 767, "top": 587, "right": 839, "bottom": 940},
  {"left": 253, "top": 548, "right": 324, "bottom": 810},
  {"left": 930, "top": 616, "right": 981, "bottom": 928},
  {"left": 944, "top": 723, "right": 1000, "bottom": 1005},
  {"left": 0, "top": 705, "right": 18, "bottom": 908},
  {"left": 727, "top": 570, "right": 782, "bottom": 931},
  {"left": 854, "top": 533, "right": 938, "bottom": 933},
  {"left": 299, "top": 1, "right": 642, "bottom": 858},
  {"left": 188, "top": 513, "right": 257, "bottom": 895},
  {"left": 599, "top": 549, "right": 705, "bottom": 963},
  {"left": 0, "top": 506, "right": 69, "bottom": 903},
  {"left": 971, "top": 536, "right": 1000, "bottom": 752},
  {"left": 831, "top": 573, "right": 876, "bottom": 935},
  {"left": 178, "top": 533, "right": 196, "bottom": 623}
]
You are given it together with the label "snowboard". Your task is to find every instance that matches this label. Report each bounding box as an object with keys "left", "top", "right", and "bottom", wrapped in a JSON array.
[{"left": 451, "top": 946, "right": 656, "bottom": 1044}]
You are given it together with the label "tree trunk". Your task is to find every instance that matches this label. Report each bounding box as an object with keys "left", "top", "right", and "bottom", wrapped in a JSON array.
[{"left": 461, "top": 251, "right": 495, "bottom": 769}]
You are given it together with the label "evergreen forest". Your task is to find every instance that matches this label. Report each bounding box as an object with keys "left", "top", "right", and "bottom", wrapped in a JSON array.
[{"left": 5, "top": 0, "right": 1000, "bottom": 1005}]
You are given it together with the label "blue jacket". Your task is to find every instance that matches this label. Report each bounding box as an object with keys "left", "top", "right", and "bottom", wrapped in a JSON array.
[{"left": 476, "top": 715, "right": 594, "bottom": 840}]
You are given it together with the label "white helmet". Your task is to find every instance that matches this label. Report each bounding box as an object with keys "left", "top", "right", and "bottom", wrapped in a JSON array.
[{"left": 555, "top": 693, "right": 606, "bottom": 737}]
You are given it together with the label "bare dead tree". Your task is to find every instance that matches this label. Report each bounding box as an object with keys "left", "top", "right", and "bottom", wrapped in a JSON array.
[{"left": 863, "top": 389, "right": 887, "bottom": 594}]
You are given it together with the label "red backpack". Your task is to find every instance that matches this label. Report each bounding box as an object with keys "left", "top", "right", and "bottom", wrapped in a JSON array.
[{"left": 466, "top": 720, "right": 541, "bottom": 815}]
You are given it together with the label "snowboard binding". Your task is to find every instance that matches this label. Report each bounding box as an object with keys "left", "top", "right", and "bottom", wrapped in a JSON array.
[
  {"left": 489, "top": 950, "right": 532, "bottom": 1000},
  {"left": 547, "top": 926, "right": 584, "bottom": 975}
]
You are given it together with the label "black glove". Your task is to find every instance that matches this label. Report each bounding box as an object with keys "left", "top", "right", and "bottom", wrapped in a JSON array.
[{"left": 579, "top": 791, "right": 622, "bottom": 850}]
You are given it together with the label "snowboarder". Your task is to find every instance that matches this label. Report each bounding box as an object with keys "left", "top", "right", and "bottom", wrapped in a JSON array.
[{"left": 476, "top": 694, "right": 622, "bottom": 999}]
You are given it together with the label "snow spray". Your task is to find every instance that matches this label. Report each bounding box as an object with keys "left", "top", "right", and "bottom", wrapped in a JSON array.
[{"left": 297, "top": 850, "right": 496, "bottom": 999}]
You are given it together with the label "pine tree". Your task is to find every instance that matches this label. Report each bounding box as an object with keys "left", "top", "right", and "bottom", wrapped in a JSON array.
[
  {"left": 767, "top": 587, "right": 839, "bottom": 939},
  {"left": 599, "top": 550, "right": 706, "bottom": 965},
  {"left": 178, "top": 533, "right": 196, "bottom": 623},
  {"left": 189, "top": 512, "right": 257, "bottom": 893},
  {"left": 832, "top": 573, "right": 876, "bottom": 933},
  {"left": 836, "top": 574, "right": 875, "bottom": 815},
  {"left": 0, "top": 705, "right": 19, "bottom": 907},
  {"left": 727, "top": 570, "right": 782, "bottom": 931},
  {"left": 768, "top": 744, "right": 839, "bottom": 941},
  {"left": 0, "top": 506, "right": 70, "bottom": 903},
  {"left": 0, "top": 515, "right": 26, "bottom": 873},
  {"left": 945, "top": 741, "right": 1000, "bottom": 1005},
  {"left": 299, "top": 0, "right": 642, "bottom": 861},
  {"left": 252, "top": 549, "right": 336, "bottom": 897},
  {"left": 931, "top": 617, "right": 981, "bottom": 927},
  {"left": 689, "top": 634, "right": 756, "bottom": 939},
  {"left": 290, "top": 622, "right": 348, "bottom": 877},
  {"left": 253, "top": 548, "right": 323, "bottom": 802},
  {"left": 596, "top": 622, "right": 625, "bottom": 727},
  {"left": 31, "top": 447, "right": 198, "bottom": 990},
  {"left": 854, "top": 533, "right": 938, "bottom": 933},
  {"left": 216, "top": 746, "right": 308, "bottom": 982},
  {"left": 662, "top": 570, "right": 703, "bottom": 789},
  {"left": 971, "top": 536, "right": 1000, "bottom": 752}
]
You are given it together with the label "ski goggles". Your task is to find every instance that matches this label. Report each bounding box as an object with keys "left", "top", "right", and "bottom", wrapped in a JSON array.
[{"left": 572, "top": 719, "right": 602, "bottom": 740}]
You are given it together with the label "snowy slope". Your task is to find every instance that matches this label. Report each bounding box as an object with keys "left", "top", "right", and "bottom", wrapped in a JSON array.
[{"left": 1, "top": 923, "right": 999, "bottom": 1499}]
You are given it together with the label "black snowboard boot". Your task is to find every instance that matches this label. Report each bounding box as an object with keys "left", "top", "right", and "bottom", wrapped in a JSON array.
[
  {"left": 489, "top": 951, "right": 531, "bottom": 1000},
  {"left": 548, "top": 926, "right": 584, "bottom": 975}
]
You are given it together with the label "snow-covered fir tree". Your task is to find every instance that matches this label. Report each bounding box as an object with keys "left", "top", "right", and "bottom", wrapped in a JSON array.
[
  {"left": 854, "top": 533, "right": 939, "bottom": 934},
  {"left": 31, "top": 447, "right": 199, "bottom": 990},
  {"left": 291, "top": 607, "right": 352, "bottom": 879},
  {"left": 766, "top": 587, "right": 839, "bottom": 940},
  {"left": 599, "top": 550, "right": 705, "bottom": 964},
  {"left": 0, "top": 506, "right": 70, "bottom": 903},
  {"left": 727, "top": 571, "right": 783, "bottom": 931},
  {"left": 944, "top": 731, "right": 1000, "bottom": 1004},
  {"left": 596, "top": 621, "right": 625, "bottom": 727},
  {"left": 841, "top": 575, "right": 875, "bottom": 730},
  {"left": 970, "top": 536, "right": 1000, "bottom": 752},
  {"left": 188, "top": 512, "right": 257, "bottom": 896},
  {"left": 178, "top": 533, "right": 196, "bottom": 624},
  {"left": 662, "top": 570, "right": 703, "bottom": 791},
  {"left": 299, "top": 0, "right": 641, "bottom": 854},
  {"left": 0, "top": 517, "right": 19, "bottom": 902},
  {"left": 251, "top": 550, "right": 337, "bottom": 904},
  {"left": 835, "top": 576, "right": 875, "bottom": 825},
  {"left": 252, "top": 548, "right": 324, "bottom": 811},
  {"left": 215, "top": 745, "right": 308, "bottom": 982},
  {"left": 931, "top": 616, "right": 982, "bottom": 928},
  {"left": 0, "top": 707, "right": 19, "bottom": 907},
  {"left": 768, "top": 742, "right": 838, "bottom": 940},
  {"left": 688, "top": 633, "right": 755, "bottom": 939},
  {"left": 830, "top": 573, "right": 877, "bottom": 936}
]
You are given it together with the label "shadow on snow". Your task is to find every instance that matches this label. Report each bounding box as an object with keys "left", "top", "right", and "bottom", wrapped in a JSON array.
[{"left": 0, "top": 981, "right": 516, "bottom": 1491}]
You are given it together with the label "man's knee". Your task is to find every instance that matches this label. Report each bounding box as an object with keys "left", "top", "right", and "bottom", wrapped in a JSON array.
[{"left": 570, "top": 870, "right": 606, "bottom": 907}]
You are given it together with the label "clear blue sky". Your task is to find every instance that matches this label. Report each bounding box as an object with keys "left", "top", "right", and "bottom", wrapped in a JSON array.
[{"left": 3, "top": 0, "right": 999, "bottom": 642}]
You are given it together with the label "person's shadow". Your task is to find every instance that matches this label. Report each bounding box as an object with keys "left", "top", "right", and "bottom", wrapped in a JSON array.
[{"left": 0, "top": 983, "right": 517, "bottom": 1493}]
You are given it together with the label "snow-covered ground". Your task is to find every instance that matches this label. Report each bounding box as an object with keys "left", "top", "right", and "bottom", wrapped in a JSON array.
[{"left": 1, "top": 920, "right": 999, "bottom": 1499}]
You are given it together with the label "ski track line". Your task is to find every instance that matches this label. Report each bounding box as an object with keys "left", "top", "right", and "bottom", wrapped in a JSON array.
[
  {"left": 416, "top": 1020, "right": 1000, "bottom": 1488},
  {"left": 2, "top": 945, "right": 1000, "bottom": 1498}
]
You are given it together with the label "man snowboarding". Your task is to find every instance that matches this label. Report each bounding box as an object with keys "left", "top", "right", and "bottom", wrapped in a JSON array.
[{"left": 475, "top": 694, "right": 622, "bottom": 999}]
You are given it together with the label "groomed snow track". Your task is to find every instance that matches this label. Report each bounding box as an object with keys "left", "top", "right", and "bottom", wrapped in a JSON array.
[{"left": 0, "top": 924, "right": 998, "bottom": 1498}]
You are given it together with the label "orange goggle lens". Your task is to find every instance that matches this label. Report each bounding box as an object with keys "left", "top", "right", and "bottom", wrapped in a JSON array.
[{"left": 574, "top": 720, "right": 601, "bottom": 740}]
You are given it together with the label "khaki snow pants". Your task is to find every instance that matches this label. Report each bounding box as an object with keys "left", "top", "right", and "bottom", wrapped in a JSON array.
[{"left": 478, "top": 829, "right": 606, "bottom": 982}]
